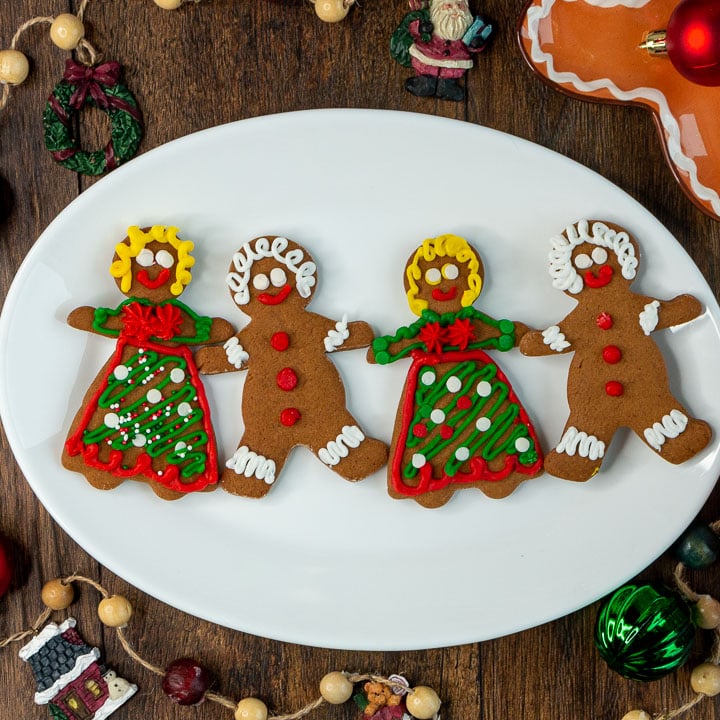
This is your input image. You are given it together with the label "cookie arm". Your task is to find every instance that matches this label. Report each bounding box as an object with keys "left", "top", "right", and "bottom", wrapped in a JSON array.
[
  {"left": 654, "top": 295, "right": 704, "bottom": 331},
  {"left": 67, "top": 306, "right": 123, "bottom": 335},
  {"left": 195, "top": 336, "right": 247, "bottom": 375},
  {"left": 207, "top": 317, "right": 236, "bottom": 343},
  {"left": 520, "top": 325, "right": 573, "bottom": 356}
]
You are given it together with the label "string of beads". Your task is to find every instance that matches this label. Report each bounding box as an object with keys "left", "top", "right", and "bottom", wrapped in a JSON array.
[{"left": 3, "top": 573, "right": 442, "bottom": 720}]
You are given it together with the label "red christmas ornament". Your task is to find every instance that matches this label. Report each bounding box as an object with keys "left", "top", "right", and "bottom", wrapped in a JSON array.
[
  {"left": 0, "top": 537, "right": 12, "bottom": 599},
  {"left": 643, "top": 0, "right": 720, "bottom": 86}
]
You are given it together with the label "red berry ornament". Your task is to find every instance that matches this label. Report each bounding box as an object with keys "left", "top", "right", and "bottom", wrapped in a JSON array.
[
  {"left": 162, "top": 658, "right": 213, "bottom": 705},
  {"left": 0, "top": 538, "right": 11, "bottom": 598}
]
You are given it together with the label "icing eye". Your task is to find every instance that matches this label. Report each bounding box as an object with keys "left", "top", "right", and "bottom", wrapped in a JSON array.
[
  {"left": 155, "top": 250, "right": 175, "bottom": 269},
  {"left": 442, "top": 263, "right": 459, "bottom": 280},
  {"left": 270, "top": 268, "right": 287, "bottom": 287},
  {"left": 592, "top": 247, "right": 608, "bottom": 264},
  {"left": 252, "top": 273, "right": 270, "bottom": 290},
  {"left": 136, "top": 249, "right": 154, "bottom": 267},
  {"left": 574, "top": 253, "right": 592, "bottom": 270},
  {"left": 425, "top": 268, "right": 442, "bottom": 285}
]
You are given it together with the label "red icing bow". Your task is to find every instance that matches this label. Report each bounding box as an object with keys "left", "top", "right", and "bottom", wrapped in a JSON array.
[
  {"left": 121, "top": 302, "right": 183, "bottom": 342},
  {"left": 418, "top": 318, "right": 477, "bottom": 354},
  {"left": 63, "top": 60, "right": 122, "bottom": 110}
]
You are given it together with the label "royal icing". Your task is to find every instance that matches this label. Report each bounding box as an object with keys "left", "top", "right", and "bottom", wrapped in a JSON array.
[
  {"left": 555, "top": 426, "right": 605, "bottom": 460},
  {"left": 226, "top": 445, "right": 276, "bottom": 484},
  {"left": 224, "top": 336, "right": 249, "bottom": 369},
  {"left": 324, "top": 314, "right": 350, "bottom": 353},
  {"left": 542, "top": 325, "right": 571, "bottom": 352},
  {"left": 318, "top": 425, "right": 365, "bottom": 466},
  {"left": 639, "top": 300, "right": 660, "bottom": 335},
  {"left": 643, "top": 409, "right": 689, "bottom": 451}
]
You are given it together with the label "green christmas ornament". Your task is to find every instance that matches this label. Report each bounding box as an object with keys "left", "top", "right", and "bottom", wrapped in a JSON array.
[{"left": 595, "top": 583, "right": 696, "bottom": 681}]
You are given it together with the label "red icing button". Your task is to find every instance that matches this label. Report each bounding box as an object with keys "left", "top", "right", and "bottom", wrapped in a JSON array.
[
  {"left": 277, "top": 367, "right": 298, "bottom": 391},
  {"left": 413, "top": 423, "right": 428, "bottom": 438},
  {"left": 605, "top": 381, "right": 624, "bottom": 397},
  {"left": 270, "top": 332, "right": 290, "bottom": 351},
  {"left": 280, "top": 408, "right": 301, "bottom": 426},
  {"left": 602, "top": 345, "right": 622, "bottom": 364},
  {"left": 440, "top": 424, "right": 454, "bottom": 439},
  {"left": 596, "top": 312, "right": 613, "bottom": 330},
  {"left": 457, "top": 395, "right": 472, "bottom": 410}
]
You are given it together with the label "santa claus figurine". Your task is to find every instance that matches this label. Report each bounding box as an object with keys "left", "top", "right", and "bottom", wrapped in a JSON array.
[{"left": 391, "top": 0, "right": 494, "bottom": 101}]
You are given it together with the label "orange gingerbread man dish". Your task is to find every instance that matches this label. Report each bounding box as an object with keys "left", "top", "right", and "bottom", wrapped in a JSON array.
[
  {"left": 63, "top": 225, "right": 235, "bottom": 500},
  {"left": 196, "top": 236, "right": 388, "bottom": 497},
  {"left": 520, "top": 219, "right": 712, "bottom": 481}
]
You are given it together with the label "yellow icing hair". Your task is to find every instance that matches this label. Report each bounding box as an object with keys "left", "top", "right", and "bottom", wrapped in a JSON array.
[
  {"left": 406, "top": 234, "right": 482, "bottom": 316},
  {"left": 110, "top": 225, "right": 195, "bottom": 296}
]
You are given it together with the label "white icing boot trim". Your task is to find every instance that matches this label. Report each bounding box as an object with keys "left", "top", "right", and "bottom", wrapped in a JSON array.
[
  {"left": 226, "top": 446, "right": 276, "bottom": 484},
  {"left": 639, "top": 300, "right": 660, "bottom": 335},
  {"left": 643, "top": 409, "right": 688, "bottom": 451},
  {"left": 324, "top": 314, "right": 350, "bottom": 352},
  {"left": 224, "top": 337, "right": 249, "bottom": 368},
  {"left": 542, "top": 325, "right": 571, "bottom": 351},
  {"left": 318, "top": 425, "right": 365, "bottom": 466},
  {"left": 556, "top": 426, "right": 605, "bottom": 461}
]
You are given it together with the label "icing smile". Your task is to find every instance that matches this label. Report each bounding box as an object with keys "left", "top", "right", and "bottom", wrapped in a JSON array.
[
  {"left": 136, "top": 268, "right": 170, "bottom": 289},
  {"left": 431, "top": 286, "right": 458, "bottom": 302},
  {"left": 258, "top": 284, "right": 292, "bottom": 305},
  {"left": 584, "top": 265, "right": 613, "bottom": 289}
]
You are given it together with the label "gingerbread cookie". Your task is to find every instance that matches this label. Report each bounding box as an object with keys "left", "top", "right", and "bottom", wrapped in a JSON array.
[
  {"left": 63, "top": 225, "right": 235, "bottom": 500},
  {"left": 370, "top": 234, "right": 543, "bottom": 508},
  {"left": 195, "top": 236, "right": 388, "bottom": 497},
  {"left": 520, "top": 219, "right": 712, "bottom": 481}
]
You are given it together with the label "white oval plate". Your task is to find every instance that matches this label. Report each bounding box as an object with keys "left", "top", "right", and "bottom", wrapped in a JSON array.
[{"left": 1, "top": 110, "right": 719, "bottom": 650}]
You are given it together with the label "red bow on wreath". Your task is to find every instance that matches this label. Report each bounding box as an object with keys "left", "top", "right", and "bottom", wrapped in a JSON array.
[{"left": 63, "top": 59, "right": 122, "bottom": 111}]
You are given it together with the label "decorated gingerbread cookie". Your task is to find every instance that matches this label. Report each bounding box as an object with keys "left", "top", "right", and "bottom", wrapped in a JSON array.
[
  {"left": 195, "top": 236, "right": 389, "bottom": 497},
  {"left": 520, "top": 219, "right": 712, "bottom": 481},
  {"left": 62, "top": 225, "right": 235, "bottom": 500},
  {"left": 370, "top": 234, "right": 543, "bottom": 508}
]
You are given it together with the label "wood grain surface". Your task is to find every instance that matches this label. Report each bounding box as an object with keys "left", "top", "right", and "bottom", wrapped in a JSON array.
[{"left": 1, "top": 2, "right": 720, "bottom": 720}]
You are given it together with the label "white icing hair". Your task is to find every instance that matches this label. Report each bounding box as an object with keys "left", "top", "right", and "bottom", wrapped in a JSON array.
[
  {"left": 549, "top": 220, "right": 638, "bottom": 294},
  {"left": 226, "top": 236, "right": 317, "bottom": 306}
]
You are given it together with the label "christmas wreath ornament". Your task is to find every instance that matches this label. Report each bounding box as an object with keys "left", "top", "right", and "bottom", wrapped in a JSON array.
[{"left": 0, "top": 573, "right": 442, "bottom": 720}]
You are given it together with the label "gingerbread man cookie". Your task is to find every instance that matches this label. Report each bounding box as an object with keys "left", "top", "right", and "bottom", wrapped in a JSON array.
[
  {"left": 196, "top": 236, "right": 388, "bottom": 497},
  {"left": 520, "top": 219, "right": 712, "bottom": 481},
  {"left": 370, "top": 234, "right": 543, "bottom": 508},
  {"left": 63, "top": 225, "right": 235, "bottom": 500}
]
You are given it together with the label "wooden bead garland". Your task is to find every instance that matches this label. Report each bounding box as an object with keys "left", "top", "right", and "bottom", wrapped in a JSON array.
[{"left": 0, "top": 573, "right": 442, "bottom": 720}]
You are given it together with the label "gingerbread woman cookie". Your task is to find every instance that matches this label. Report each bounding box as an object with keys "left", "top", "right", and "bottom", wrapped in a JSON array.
[
  {"left": 520, "top": 219, "right": 712, "bottom": 481},
  {"left": 196, "top": 236, "right": 388, "bottom": 497},
  {"left": 63, "top": 225, "right": 235, "bottom": 500},
  {"left": 370, "top": 234, "right": 543, "bottom": 508}
]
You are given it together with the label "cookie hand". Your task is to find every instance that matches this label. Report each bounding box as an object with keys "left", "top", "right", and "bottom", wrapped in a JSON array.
[
  {"left": 658, "top": 294, "right": 704, "bottom": 330},
  {"left": 195, "top": 339, "right": 246, "bottom": 374},
  {"left": 520, "top": 326, "right": 571, "bottom": 356},
  {"left": 207, "top": 318, "right": 236, "bottom": 343}
]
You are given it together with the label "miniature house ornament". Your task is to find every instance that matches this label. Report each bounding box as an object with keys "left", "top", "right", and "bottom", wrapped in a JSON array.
[{"left": 19, "top": 617, "right": 136, "bottom": 720}]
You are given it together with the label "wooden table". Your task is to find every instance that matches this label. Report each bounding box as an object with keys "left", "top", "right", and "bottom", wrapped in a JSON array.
[{"left": 2, "top": 2, "right": 719, "bottom": 719}]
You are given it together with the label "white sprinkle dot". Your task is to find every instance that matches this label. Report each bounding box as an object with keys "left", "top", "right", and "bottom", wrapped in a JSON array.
[
  {"left": 476, "top": 381, "right": 492, "bottom": 397},
  {"left": 421, "top": 371, "right": 435, "bottom": 386},
  {"left": 476, "top": 417, "right": 491, "bottom": 432},
  {"left": 170, "top": 368, "right": 186, "bottom": 384},
  {"left": 146, "top": 388, "right": 162, "bottom": 404},
  {"left": 430, "top": 409, "right": 446, "bottom": 424},
  {"left": 455, "top": 447, "right": 470, "bottom": 461},
  {"left": 132, "top": 434, "right": 147, "bottom": 448},
  {"left": 178, "top": 402, "right": 192, "bottom": 417},
  {"left": 113, "top": 365, "right": 129, "bottom": 381},
  {"left": 412, "top": 453, "right": 426, "bottom": 468},
  {"left": 104, "top": 413, "right": 120, "bottom": 429},
  {"left": 446, "top": 376, "right": 462, "bottom": 393},
  {"left": 515, "top": 437, "right": 531, "bottom": 453}
]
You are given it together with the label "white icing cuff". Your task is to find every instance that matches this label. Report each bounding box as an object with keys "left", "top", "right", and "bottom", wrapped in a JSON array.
[
  {"left": 556, "top": 426, "right": 605, "bottom": 460},
  {"left": 643, "top": 409, "right": 688, "bottom": 451},
  {"left": 318, "top": 425, "right": 365, "bottom": 466},
  {"left": 224, "top": 337, "right": 249, "bottom": 369},
  {"left": 639, "top": 300, "right": 660, "bottom": 335},
  {"left": 541, "top": 325, "right": 571, "bottom": 352},
  {"left": 226, "top": 446, "right": 276, "bottom": 484},
  {"left": 324, "top": 314, "right": 350, "bottom": 353}
]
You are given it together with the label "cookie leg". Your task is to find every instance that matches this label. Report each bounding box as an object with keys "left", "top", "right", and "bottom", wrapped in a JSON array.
[
  {"left": 544, "top": 422, "right": 612, "bottom": 482},
  {"left": 62, "top": 450, "right": 125, "bottom": 491},
  {"left": 313, "top": 423, "right": 388, "bottom": 482},
  {"left": 221, "top": 438, "right": 289, "bottom": 498},
  {"left": 633, "top": 407, "right": 712, "bottom": 465}
]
